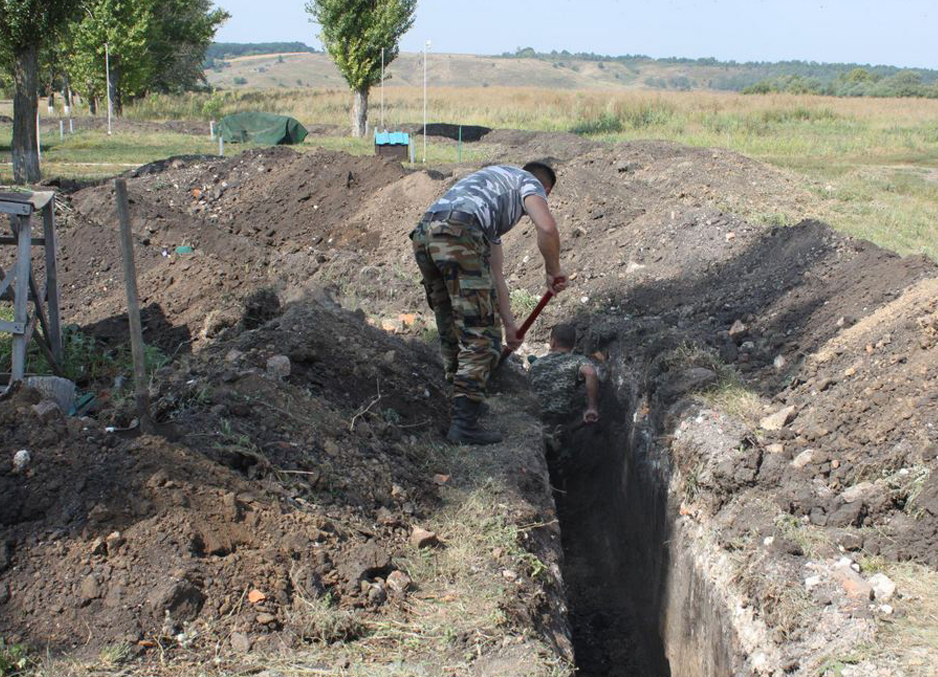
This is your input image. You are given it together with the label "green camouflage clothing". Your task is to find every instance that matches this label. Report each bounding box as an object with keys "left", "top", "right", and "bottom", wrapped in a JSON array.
[
  {"left": 428, "top": 165, "right": 548, "bottom": 245},
  {"left": 411, "top": 216, "right": 501, "bottom": 402},
  {"left": 529, "top": 352, "right": 592, "bottom": 422}
]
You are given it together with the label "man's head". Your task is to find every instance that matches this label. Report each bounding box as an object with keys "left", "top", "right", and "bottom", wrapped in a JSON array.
[
  {"left": 549, "top": 323, "right": 576, "bottom": 352},
  {"left": 523, "top": 161, "right": 557, "bottom": 196}
]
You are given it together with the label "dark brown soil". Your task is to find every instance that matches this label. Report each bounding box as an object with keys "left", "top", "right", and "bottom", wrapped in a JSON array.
[{"left": 1, "top": 130, "right": 936, "bottom": 672}]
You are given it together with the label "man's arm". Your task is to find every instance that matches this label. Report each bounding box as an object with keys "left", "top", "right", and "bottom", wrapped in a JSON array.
[
  {"left": 581, "top": 363, "right": 600, "bottom": 424},
  {"left": 490, "top": 243, "right": 521, "bottom": 349},
  {"left": 523, "top": 195, "right": 568, "bottom": 294}
]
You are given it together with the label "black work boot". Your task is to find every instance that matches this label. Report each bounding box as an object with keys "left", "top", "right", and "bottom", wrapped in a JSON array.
[{"left": 447, "top": 397, "right": 502, "bottom": 446}]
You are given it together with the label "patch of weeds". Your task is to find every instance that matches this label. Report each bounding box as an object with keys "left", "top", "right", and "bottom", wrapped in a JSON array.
[
  {"left": 682, "top": 459, "right": 704, "bottom": 503},
  {"left": 509, "top": 288, "right": 539, "bottom": 319},
  {"left": 420, "top": 323, "right": 439, "bottom": 345},
  {"left": 753, "top": 211, "right": 790, "bottom": 227},
  {"left": 775, "top": 513, "right": 831, "bottom": 559},
  {"left": 701, "top": 378, "right": 764, "bottom": 424},
  {"left": 819, "top": 655, "right": 863, "bottom": 676},
  {"left": 289, "top": 593, "right": 364, "bottom": 644},
  {"left": 0, "top": 640, "right": 30, "bottom": 676},
  {"left": 0, "top": 304, "right": 170, "bottom": 390},
  {"left": 662, "top": 342, "right": 763, "bottom": 422},
  {"left": 570, "top": 112, "right": 622, "bottom": 135},
  {"left": 382, "top": 408, "right": 402, "bottom": 425},
  {"left": 857, "top": 553, "right": 888, "bottom": 575},
  {"left": 98, "top": 642, "right": 131, "bottom": 667}
]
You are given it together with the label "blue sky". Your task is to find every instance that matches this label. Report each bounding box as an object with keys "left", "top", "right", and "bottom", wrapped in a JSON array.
[{"left": 214, "top": 0, "right": 938, "bottom": 70}]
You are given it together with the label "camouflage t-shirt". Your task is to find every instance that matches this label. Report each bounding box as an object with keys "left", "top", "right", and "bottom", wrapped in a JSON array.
[
  {"left": 529, "top": 352, "right": 592, "bottom": 420},
  {"left": 428, "top": 165, "right": 548, "bottom": 244}
]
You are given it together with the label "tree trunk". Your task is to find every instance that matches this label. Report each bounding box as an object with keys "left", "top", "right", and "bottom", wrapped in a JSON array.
[
  {"left": 12, "top": 45, "right": 41, "bottom": 185},
  {"left": 111, "top": 62, "right": 123, "bottom": 117},
  {"left": 351, "top": 87, "right": 369, "bottom": 137},
  {"left": 89, "top": 95, "right": 97, "bottom": 116}
]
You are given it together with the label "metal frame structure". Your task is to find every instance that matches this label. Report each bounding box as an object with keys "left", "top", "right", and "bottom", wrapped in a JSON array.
[{"left": 0, "top": 191, "right": 63, "bottom": 385}]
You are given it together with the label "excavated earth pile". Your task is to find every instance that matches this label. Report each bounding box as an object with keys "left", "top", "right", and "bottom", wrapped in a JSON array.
[{"left": 2, "top": 132, "right": 937, "bottom": 675}]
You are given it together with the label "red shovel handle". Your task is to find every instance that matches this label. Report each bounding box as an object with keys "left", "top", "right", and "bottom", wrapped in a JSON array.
[{"left": 500, "top": 290, "right": 554, "bottom": 362}]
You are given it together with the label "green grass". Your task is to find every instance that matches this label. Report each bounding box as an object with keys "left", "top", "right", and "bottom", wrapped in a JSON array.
[
  {"left": 0, "top": 125, "right": 492, "bottom": 184},
  {"left": 0, "top": 639, "right": 30, "bottom": 676},
  {"left": 0, "top": 304, "right": 168, "bottom": 389}
]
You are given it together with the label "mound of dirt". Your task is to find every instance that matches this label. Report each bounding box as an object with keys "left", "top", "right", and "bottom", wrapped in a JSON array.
[
  {"left": 0, "top": 291, "right": 566, "bottom": 671},
  {"left": 5, "top": 127, "right": 937, "bottom": 673}
]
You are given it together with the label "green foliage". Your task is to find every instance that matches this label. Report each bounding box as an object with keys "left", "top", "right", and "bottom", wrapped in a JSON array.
[
  {"left": 206, "top": 42, "right": 317, "bottom": 61},
  {"left": 0, "top": 0, "right": 75, "bottom": 53},
  {"left": 0, "top": 639, "right": 30, "bottom": 676},
  {"left": 745, "top": 69, "right": 938, "bottom": 99},
  {"left": 0, "top": 306, "right": 168, "bottom": 386},
  {"left": 509, "top": 289, "right": 539, "bottom": 319},
  {"left": 148, "top": 0, "right": 230, "bottom": 94},
  {"left": 67, "top": 0, "right": 155, "bottom": 108},
  {"left": 64, "top": 0, "right": 228, "bottom": 111},
  {"left": 305, "top": 0, "right": 416, "bottom": 94},
  {"left": 201, "top": 92, "right": 224, "bottom": 119}
]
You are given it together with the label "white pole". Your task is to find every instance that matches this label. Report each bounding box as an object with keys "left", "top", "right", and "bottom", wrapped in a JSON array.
[
  {"left": 219, "top": 135, "right": 224, "bottom": 156},
  {"left": 210, "top": 120, "right": 215, "bottom": 139},
  {"left": 423, "top": 40, "right": 430, "bottom": 163},
  {"left": 36, "top": 109, "right": 41, "bottom": 161},
  {"left": 69, "top": 118, "right": 74, "bottom": 134},
  {"left": 381, "top": 48, "right": 385, "bottom": 131},
  {"left": 105, "top": 42, "right": 112, "bottom": 135},
  {"left": 59, "top": 120, "right": 64, "bottom": 139}
]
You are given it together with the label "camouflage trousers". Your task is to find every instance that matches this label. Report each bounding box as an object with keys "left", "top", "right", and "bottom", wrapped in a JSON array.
[{"left": 411, "top": 216, "right": 501, "bottom": 402}]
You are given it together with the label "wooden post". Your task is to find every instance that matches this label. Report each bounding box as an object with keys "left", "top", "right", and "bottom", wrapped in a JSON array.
[
  {"left": 114, "top": 179, "right": 155, "bottom": 433},
  {"left": 11, "top": 215, "right": 32, "bottom": 381},
  {"left": 41, "top": 202, "right": 63, "bottom": 361}
]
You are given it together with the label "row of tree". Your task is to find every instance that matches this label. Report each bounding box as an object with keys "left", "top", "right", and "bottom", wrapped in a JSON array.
[
  {"left": 499, "top": 47, "right": 938, "bottom": 94},
  {"left": 1, "top": 0, "right": 228, "bottom": 183},
  {"left": 743, "top": 69, "right": 938, "bottom": 98}
]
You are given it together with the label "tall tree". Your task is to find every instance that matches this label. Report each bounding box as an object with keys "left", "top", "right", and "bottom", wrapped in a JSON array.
[
  {"left": 305, "top": 0, "right": 417, "bottom": 137},
  {"left": 68, "top": 0, "right": 154, "bottom": 117},
  {"left": 0, "top": 0, "right": 76, "bottom": 183},
  {"left": 148, "top": 0, "right": 230, "bottom": 93}
]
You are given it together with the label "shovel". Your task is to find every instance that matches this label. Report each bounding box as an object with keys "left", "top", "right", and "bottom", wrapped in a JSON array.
[{"left": 497, "top": 290, "right": 554, "bottom": 367}]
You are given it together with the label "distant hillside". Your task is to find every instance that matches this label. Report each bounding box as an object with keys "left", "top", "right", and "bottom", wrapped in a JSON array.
[
  {"left": 205, "top": 42, "right": 318, "bottom": 67},
  {"left": 203, "top": 46, "right": 938, "bottom": 94},
  {"left": 500, "top": 48, "right": 938, "bottom": 92}
]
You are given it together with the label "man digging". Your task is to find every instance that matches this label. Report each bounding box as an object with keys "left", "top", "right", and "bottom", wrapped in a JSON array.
[{"left": 411, "top": 162, "right": 568, "bottom": 445}]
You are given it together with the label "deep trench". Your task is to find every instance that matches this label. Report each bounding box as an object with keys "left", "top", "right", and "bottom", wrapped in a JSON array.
[{"left": 551, "top": 369, "right": 740, "bottom": 677}]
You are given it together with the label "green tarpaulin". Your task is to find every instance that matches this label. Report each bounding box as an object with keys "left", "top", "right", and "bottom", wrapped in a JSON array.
[{"left": 218, "top": 112, "right": 308, "bottom": 145}]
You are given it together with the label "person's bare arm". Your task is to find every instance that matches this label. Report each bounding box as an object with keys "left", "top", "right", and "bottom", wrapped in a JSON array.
[
  {"left": 523, "top": 195, "right": 568, "bottom": 294},
  {"left": 490, "top": 243, "right": 521, "bottom": 348},
  {"left": 581, "top": 363, "right": 600, "bottom": 424}
]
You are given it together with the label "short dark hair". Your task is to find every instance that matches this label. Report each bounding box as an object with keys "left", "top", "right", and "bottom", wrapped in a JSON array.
[
  {"left": 523, "top": 161, "right": 557, "bottom": 190},
  {"left": 551, "top": 323, "right": 576, "bottom": 349}
]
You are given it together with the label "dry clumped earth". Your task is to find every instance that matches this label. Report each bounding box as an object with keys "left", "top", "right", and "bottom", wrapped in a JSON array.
[{"left": 0, "top": 129, "right": 936, "bottom": 675}]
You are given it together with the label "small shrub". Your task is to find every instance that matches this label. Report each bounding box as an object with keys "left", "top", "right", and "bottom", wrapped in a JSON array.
[
  {"left": 233, "top": 76, "right": 248, "bottom": 85},
  {"left": 570, "top": 112, "right": 622, "bottom": 135},
  {"left": 509, "top": 288, "right": 540, "bottom": 318},
  {"left": 201, "top": 93, "right": 225, "bottom": 120},
  {"left": 0, "top": 640, "right": 30, "bottom": 676}
]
